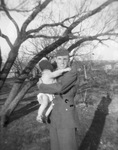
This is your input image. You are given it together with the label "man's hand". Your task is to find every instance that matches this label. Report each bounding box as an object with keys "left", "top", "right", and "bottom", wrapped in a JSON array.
[{"left": 63, "top": 67, "right": 71, "bottom": 72}]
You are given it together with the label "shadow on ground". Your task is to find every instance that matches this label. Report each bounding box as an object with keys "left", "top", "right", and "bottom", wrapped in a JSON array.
[{"left": 79, "top": 94, "right": 112, "bottom": 150}]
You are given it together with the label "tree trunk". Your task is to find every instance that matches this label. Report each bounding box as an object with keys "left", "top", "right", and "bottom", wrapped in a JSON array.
[
  {"left": 0, "top": 44, "right": 20, "bottom": 90},
  {"left": 0, "top": 48, "right": 2, "bottom": 70},
  {"left": 0, "top": 78, "right": 38, "bottom": 127},
  {"left": 0, "top": 90, "right": 39, "bottom": 100},
  {"left": 0, "top": 83, "right": 23, "bottom": 115}
]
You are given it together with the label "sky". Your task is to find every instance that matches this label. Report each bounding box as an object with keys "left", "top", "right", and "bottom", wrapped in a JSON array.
[
  {"left": 0, "top": 0, "right": 118, "bottom": 61},
  {"left": 94, "top": 42, "right": 118, "bottom": 60}
]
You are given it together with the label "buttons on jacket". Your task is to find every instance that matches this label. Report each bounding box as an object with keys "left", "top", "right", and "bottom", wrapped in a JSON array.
[
  {"left": 65, "top": 99, "right": 74, "bottom": 107},
  {"left": 64, "top": 99, "right": 74, "bottom": 110},
  {"left": 65, "top": 99, "right": 69, "bottom": 103}
]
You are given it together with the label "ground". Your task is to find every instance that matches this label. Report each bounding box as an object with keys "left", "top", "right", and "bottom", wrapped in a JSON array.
[{"left": 0, "top": 79, "right": 118, "bottom": 150}]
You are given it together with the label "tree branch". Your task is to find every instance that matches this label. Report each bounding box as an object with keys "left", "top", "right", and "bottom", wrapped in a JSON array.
[
  {"left": 21, "top": 0, "right": 52, "bottom": 34},
  {"left": 0, "top": 6, "right": 33, "bottom": 13},
  {"left": 68, "top": 31, "right": 118, "bottom": 52},
  {"left": 27, "top": 34, "right": 62, "bottom": 39},
  {"left": 64, "top": 0, "right": 118, "bottom": 35},
  {"left": 26, "top": 14, "right": 78, "bottom": 35},
  {"left": 0, "top": 30, "right": 13, "bottom": 49},
  {"left": 1, "top": 0, "right": 20, "bottom": 36},
  {"left": 26, "top": 22, "right": 67, "bottom": 35},
  {"left": 26, "top": 0, "right": 118, "bottom": 40}
]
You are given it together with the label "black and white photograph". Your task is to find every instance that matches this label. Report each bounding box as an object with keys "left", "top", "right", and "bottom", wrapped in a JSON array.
[{"left": 0, "top": 0, "right": 118, "bottom": 150}]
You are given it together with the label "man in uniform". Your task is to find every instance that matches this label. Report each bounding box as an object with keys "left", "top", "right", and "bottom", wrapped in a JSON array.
[{"left": 38, "top": 48, "right": 79, "bottom": 150}]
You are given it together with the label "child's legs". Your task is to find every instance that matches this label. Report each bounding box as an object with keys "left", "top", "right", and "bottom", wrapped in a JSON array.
[
  {"left": 45, "top": 102, "right": 54, "bottom": 117},
  {"left": 37, "top": 94, "right": 49, "bottom": 117}
]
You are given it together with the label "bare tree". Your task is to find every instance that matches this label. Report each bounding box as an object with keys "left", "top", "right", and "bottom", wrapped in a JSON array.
[
  {"left": 0, "top": 0, "right": 118, "bottom": 126},
  {"left": 0, "top": 47, "right": 2, "bottom": 70}
]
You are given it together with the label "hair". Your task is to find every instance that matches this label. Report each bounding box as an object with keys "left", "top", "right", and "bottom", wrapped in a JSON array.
[{"left": 39, "top": 59, "right": 54, "bottom": 72}]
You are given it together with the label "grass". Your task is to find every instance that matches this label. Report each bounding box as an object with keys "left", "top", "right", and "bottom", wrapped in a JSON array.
[
  {"left": 0, "top": 111, "right": 50, "bottom": 150},
  {"left": 0, "top": 75, "right": 118, "bottom": 150},
  {"left": 0, "top": 91, "right": 118, "bottom": 150}
]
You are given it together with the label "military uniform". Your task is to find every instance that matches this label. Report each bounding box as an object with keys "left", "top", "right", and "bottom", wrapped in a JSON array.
[{"left": 40, "top": 65, "right": 79, "bottom": 150}]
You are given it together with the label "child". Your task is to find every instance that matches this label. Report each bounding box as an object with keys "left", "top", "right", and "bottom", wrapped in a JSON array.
[{"left": 36, "top": 59, "right": 71, "bottom": 123}]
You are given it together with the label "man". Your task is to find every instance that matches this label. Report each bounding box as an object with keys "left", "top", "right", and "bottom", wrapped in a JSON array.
[{"left": 38, "top": 48, "right": 79, "bottom": 150}]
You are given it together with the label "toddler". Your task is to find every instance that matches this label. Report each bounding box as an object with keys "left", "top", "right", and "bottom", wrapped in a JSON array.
[{"left": 36, "top": 59, "right": 71, "bottom": 123}]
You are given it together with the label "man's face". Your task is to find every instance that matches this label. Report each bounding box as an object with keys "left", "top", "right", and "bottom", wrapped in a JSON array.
[{"left": 55, "top": 55, "right": 69, "bottom": 69}]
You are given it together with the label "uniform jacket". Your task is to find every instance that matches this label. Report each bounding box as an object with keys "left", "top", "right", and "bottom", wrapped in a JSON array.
[{"left": 39, "top": 65, "right": 79, "bottom": 129}]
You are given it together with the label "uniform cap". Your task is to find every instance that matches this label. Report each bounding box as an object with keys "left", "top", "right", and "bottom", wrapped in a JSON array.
[{"left": 56, "top": 48, "right": 69, "bottom": 57}]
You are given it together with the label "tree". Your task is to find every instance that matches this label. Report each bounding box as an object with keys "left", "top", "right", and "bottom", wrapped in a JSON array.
[
  {"left": 0, "top": 47, "right": 2, "bottom": 70},
  {"left": 10, "top": 50, "right": 32, "bottom": 77},
  {"left": 0, "top": 0, "right": 118, "bottom": 126}
]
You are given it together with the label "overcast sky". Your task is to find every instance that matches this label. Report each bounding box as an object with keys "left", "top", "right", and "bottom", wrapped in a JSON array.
[{"left": 0, "top": 0, "right": 118, "bottom": 61}]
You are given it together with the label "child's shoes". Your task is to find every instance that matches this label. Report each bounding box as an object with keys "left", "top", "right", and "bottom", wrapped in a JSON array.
[
  {"left": 36, "top": 115, "right": 47, "bottom": 123},
  {"left": 36, "top": 115, "right": 43, "bottom": 123}
]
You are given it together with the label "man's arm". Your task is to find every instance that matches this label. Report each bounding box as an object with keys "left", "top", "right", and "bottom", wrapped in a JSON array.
[{"left": 39, "top": 65, "right": 77, "bottom": 94}]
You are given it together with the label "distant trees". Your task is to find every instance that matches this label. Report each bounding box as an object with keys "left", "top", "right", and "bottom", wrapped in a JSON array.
[{"left": 0, "top": 0, "right": 118, "bottom": 126}]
